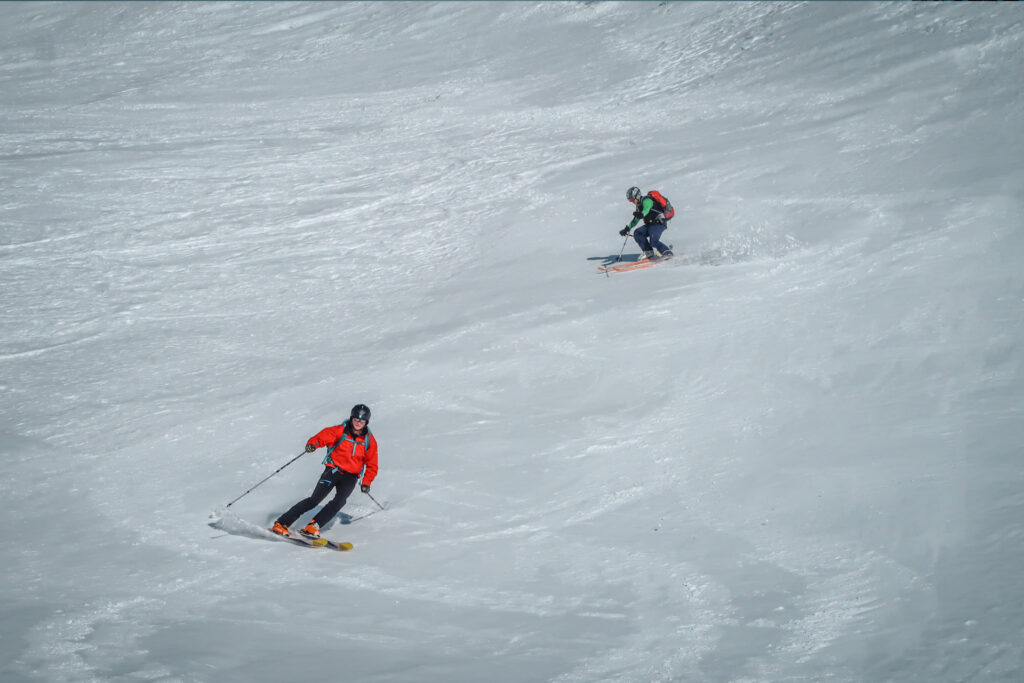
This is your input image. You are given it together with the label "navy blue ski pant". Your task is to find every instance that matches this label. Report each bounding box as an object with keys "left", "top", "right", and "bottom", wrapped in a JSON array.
[
  {"left": 277, "top": 466, "right": 359, "bottom": 528},
  {"left": 633, "top": 222, "right": 671, "bottom": 255}
]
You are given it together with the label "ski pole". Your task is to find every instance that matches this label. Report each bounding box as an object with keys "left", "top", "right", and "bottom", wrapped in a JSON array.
[
  {"left": 605, "top": 232, "right": 630, "bottom": 277},
  {"left": 615, "top": 232, "right": 630, "bottom": 263},
  {"left": 364, "top": 490, "right": 386, "bottom": 510},
  {"left": 226, "top": 450, "right": 306, "bottom": 508}
]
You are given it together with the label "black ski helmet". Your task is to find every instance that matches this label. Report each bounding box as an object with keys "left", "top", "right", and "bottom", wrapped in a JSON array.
[
  {"left": 627, "top": 186, "right": 642, "bottom": 201},
  {"left": 350, "top": 404, "right": 371, "bottom": 423}
]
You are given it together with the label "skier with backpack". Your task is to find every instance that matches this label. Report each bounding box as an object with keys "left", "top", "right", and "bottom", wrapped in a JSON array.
[
  {"left": 619, "top": 186, "right": 675, "bottom": 259},
  {"left": 270, "top": 404, "right": 378, "bottom": 539}
]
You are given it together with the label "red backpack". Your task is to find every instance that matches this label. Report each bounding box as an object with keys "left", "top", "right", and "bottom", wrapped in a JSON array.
[{"left": 648, "top": 190, "right": 675, "bottom": 220}]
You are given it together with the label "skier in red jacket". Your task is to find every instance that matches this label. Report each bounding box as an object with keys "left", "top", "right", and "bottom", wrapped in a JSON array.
[{"left": 271, "top": 404, "right": 378, "bottom": 538}]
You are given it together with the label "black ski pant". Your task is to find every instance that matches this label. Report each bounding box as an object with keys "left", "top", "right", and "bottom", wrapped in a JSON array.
[{"left": 277, "top": 466, "right": 359, "bottom": 529}]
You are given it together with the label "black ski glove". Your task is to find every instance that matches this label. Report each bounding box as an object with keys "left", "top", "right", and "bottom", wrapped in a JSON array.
[
  {"left": 305, "top": 443, "right": 316, "bottom": 452},
  {"left": 619, "top": 226, "right": 631, "bottom": 236},
  {"left": 360, "top": 484, "right": 371, "bottom": 493}
]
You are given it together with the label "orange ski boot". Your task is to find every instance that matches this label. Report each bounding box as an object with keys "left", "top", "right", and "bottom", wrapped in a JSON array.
[
  {"left": 270, "top": 522, "right": 291, "bottom": 537},
  {"left": 300, "top": 521, "right": 320, "bottom": 539}
]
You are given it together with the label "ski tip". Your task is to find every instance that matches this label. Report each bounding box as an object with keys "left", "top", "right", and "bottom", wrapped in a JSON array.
[
  {"left": 338, "top": 542, "right": 354, "bottom": 551},
  {"left": 311, "top": 538, "right": 329, "bottom": 547}
]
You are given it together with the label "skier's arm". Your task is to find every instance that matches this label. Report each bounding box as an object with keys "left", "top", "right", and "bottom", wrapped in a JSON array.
[
  {"left": 361, "top": 436, "right": 379, "bottom": 487},
  {"left": 627, "top": 197, "right": 655, "bottom": 230},
  {"left": 306, "top": 425, "right": 345, "bottom": 450}
]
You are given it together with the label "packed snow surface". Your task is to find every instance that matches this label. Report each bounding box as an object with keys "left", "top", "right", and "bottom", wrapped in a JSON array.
[{"left": 1, "top": 2, "right": 1022, "bottom": 682}]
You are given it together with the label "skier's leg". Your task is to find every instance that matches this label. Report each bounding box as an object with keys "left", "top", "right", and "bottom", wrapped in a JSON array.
[
  {"left": 648, "top": 223, "right": 671, "bottom": 255},
  {"left": 312, "top": 471, "right": 359, "bottom": 527},
  {"left": 632, "top": 225, "right": 652, "bottom": 252},
  {"left": 276, "top": 468, "right": 335, "bottom": 527}
]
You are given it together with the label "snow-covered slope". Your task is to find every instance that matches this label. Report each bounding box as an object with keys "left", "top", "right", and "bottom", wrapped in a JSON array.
[{"left": 2, "top": 2, "right": 1022, "bottom": 681}]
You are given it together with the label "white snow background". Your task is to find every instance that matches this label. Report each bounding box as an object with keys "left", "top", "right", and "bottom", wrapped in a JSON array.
[{"left": 2, "top": 2, "right": 1022, "bottom": 682}]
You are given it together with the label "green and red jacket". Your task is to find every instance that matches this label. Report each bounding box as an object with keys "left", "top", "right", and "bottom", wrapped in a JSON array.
[{"left": 628, "top": 192, "right": 674, "bottom": 229}]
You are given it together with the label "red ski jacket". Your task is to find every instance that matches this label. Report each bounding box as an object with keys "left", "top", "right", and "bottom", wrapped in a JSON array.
[{"left": 306, "top": 422, "right": 378, "bottom": 486}]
